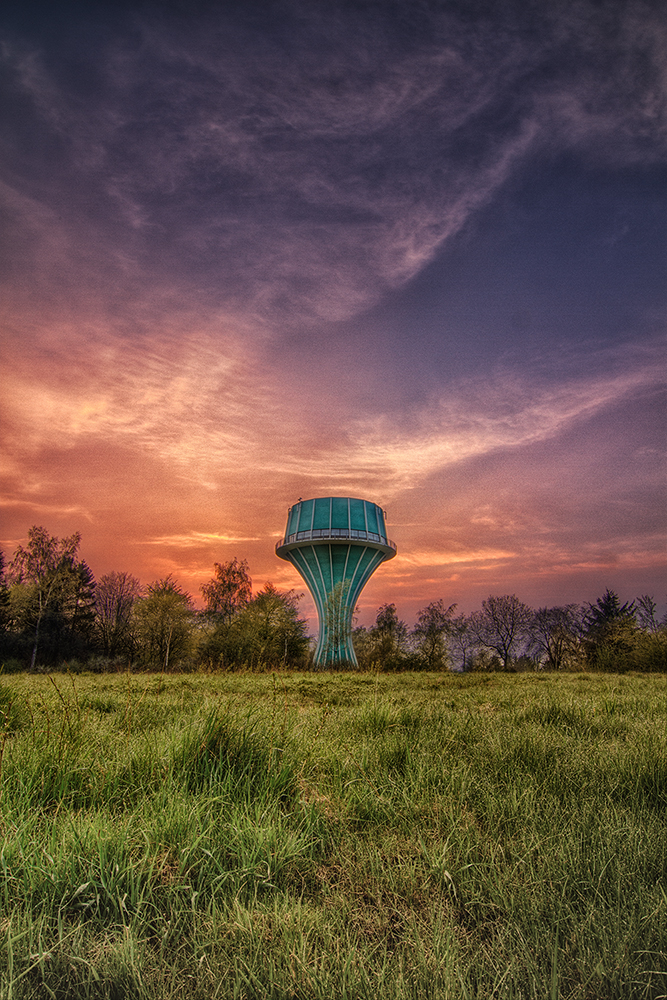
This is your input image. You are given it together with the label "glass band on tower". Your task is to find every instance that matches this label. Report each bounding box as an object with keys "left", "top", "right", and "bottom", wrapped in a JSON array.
[{"left": 275, "top": 497, "right": 397, "bottom": 668}]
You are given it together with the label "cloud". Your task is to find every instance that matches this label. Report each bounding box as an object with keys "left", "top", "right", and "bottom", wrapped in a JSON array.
[
  {"left": 142, "top": 532, "right": 262, "bottom": 547},
  {"left": 539, "top": 1, "right": 667, "bottom": 164},
  {"left": 2, "top": 1, "right": 664, "bottom": 328},
  {"left": 271, "top": 340, "right": 665, "bottom": 497},
  {"left": 3, "top": 319, "right": 661, "bottom": 518},
  {"left": 400, "top": 548, "right": 516, "bottom": 568}
]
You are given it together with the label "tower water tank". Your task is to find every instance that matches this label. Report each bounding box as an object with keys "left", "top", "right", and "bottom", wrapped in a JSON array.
[{"left": 275, "top": 497, "right": 397, "bottom": 667}]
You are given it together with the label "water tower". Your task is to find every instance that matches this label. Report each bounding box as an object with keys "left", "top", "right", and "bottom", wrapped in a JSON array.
[{"left": 276, "top": 496, "right": 397, "bottom": 667}]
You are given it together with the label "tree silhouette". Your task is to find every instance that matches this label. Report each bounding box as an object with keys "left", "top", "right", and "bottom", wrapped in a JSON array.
[
  {"left": 584, "top": 589, "right": 636, "bottom": 634},
  {"left": 95, "top": 571, "right": 142, "bottom": 658},
  {"left": 201, "top": 558, "right": 252, "bottom": 624},
  {"left": 528, "top": 605, "right": 583, "bottom": 670},
  {"left": 133, "top": 576, "right": 194, "bottom": 671},
  {"left": 468, "top": 594, "right": 533, "bottom": 670},
  {"left": 411, "top": 599, "right": 457, "bottom": 669},
  {"left": 8, "top": 526, "right": 85, "bottom": 670}
]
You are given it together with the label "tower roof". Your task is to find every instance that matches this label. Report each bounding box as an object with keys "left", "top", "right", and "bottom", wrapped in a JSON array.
[{"left": 276, "top": 496, "right": 396, "bottom": 560}]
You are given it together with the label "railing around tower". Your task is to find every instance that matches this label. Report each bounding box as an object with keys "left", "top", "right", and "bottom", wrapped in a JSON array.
[{"left": 276, "top": 528, "right": 397, "bottom": 552}]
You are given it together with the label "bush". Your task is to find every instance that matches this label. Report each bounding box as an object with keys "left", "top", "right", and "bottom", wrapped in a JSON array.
[
  {"left": 631, "top": 632, "right": 667, "bottom": 671},
  {"left": 469, "top": 650, "right": 506, "bottom": 672},
  {"left": 587, "top": 631, "right": 667, "bottom": 673},
  {"left": 0, "top": 658, "right": 25, "bottom": 674}
]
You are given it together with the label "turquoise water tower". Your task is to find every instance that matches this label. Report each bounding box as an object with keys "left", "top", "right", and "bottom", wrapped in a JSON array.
[{"left": 276, "top": 497, "right": 397, "bottom": 667}]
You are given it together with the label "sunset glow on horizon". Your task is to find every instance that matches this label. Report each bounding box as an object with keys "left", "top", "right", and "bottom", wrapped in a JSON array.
[{"left": 1, "top": 0, "right": 665, "bottom": 630}]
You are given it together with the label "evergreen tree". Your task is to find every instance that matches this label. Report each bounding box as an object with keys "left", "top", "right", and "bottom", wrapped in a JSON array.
[
  {"left": 584, "top": 589, "right": 638, "bottom": 668},
  {"left": 584, "top": 589, "right": 636, "bottom": 634}
]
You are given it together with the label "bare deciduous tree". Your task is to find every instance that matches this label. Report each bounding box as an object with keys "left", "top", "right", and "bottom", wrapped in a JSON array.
[
  {"left": 636, "top": 595, "right": 662, "bottom": 634},
  {"left": 95, "top": 571, "right": 142, "bottom": 658},
  {"left": 527, "top": 605, "right": 583, "bottom": 670},
  {"left": 449, "top": 614, "right": 477, "bottom": 672},
  {"left": 468, "top": 594, "right": 533, "bottom": 670}
]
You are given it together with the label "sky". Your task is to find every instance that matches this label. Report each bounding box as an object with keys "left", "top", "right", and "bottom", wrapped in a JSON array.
[{"left": 1, "top": 0, "right": 666, "bottom": 628}]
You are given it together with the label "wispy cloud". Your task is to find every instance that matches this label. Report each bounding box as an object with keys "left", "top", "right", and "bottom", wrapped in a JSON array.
[
  {"left": 142, "top": 532, "right": 262, "bottom": 547},
  {"left": 268, "top": 341, "right": 665, "bottom": 496},
  {"left": 3, "top": 2, "right": 664, "bottom": 328},
  {"left": 400, "top": 547, "right": 516, "bottom": 568},
  {"left": 3, "top": 324, "right": 661, "bottom": 510}
]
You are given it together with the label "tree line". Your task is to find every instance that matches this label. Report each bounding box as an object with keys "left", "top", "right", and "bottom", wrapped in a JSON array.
[
  {"left": 0, "top": 528, "right": 308, "bottom": 672},
  {"left": 353, "top": 592, "right": 667, "bottom": 673},
  {"left": 1, "top": 526, "right": 665, "bottom": 673}
]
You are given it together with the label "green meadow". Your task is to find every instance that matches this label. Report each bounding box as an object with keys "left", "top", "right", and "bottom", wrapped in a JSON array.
[{"left": 0, "top": 670, "right": 665, "bottom": 999}]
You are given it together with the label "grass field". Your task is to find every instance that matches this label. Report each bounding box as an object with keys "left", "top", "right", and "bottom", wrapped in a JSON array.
[{"left": 0, "top": 669, "right": 665, "bottom": 999}]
